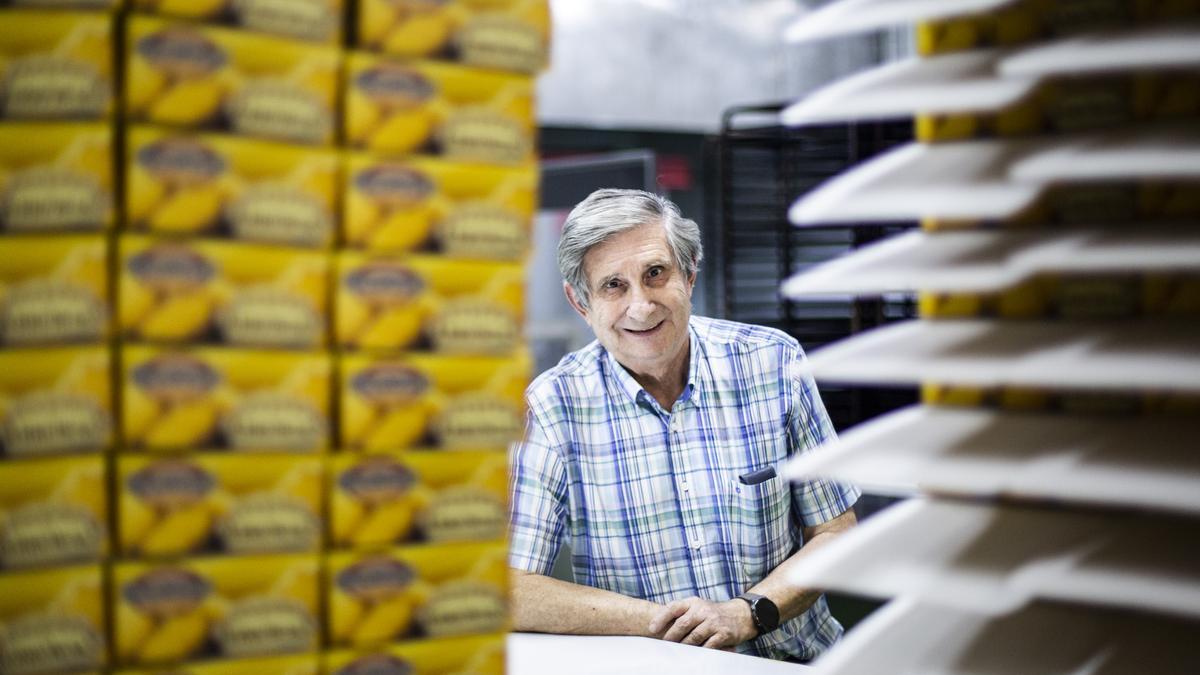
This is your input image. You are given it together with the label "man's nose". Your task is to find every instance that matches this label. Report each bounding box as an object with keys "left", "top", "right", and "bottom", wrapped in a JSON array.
[{"left": 626, "top": 284, "right": 655, "bottom": 321}]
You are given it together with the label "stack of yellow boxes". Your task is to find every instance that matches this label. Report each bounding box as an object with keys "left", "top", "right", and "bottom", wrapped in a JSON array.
[
  {"left": 0, "top": 6, "right": 117, "bottom": 675},
  {"left": 114, "top": 1, "right": 342, "bottom": 673},
  {"left": 324, "top": 1, "right": 546, "bottom": 672},
  {"left": 0, "top": 0, "right": 545, "bottom": 671}
]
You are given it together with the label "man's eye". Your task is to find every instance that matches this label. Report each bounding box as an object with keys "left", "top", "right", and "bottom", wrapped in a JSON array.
[
  {"left": 648, "top": 267, "right": 663, "bottom": 278},
  {"left": 605, "top": 280, "right": 621, "bottom": 289}
]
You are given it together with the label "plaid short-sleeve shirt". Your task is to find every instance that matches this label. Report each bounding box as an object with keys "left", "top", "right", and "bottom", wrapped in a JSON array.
[{"left": 510, "top": 316, "right": 860, "bottom": 661}]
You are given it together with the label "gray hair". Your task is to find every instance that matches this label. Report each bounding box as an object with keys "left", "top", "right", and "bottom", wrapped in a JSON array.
[{"left": 557, "top": 189, "right": 703, "bottom": 309}]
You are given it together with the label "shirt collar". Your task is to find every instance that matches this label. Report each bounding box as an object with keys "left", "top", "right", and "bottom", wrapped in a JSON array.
[{"left": 602, "top": 318, "right": 702, "bottom": 410}]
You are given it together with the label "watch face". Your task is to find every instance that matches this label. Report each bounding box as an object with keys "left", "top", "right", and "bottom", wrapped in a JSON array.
[{"left": 754, "top": 597, "right": 781, "bottom": 633}]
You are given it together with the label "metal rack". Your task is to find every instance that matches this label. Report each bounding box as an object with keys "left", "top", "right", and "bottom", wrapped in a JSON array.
[{"left": 714, "top": 104, "right": 916, "bottom": 432}]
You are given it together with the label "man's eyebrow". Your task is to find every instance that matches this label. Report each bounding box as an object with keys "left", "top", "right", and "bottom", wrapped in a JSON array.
[{"left": 595, "top": 272, "right": 623, "bottom": 290}]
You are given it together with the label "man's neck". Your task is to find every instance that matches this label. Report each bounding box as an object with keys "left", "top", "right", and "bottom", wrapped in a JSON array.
[{"left": 628, "top": 341, "right": 690, "bottom": 410}]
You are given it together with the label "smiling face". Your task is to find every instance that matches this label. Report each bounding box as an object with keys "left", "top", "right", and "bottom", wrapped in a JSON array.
[{"left": 565, "top": 221, "right": 695, "bottom": 383}]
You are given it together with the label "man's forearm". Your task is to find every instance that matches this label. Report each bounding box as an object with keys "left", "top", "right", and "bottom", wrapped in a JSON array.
[
  {"left": 748, "top": 508, "right": 857, "bottom": 624},
  {"left": 511, "top": 570, "right": 663, "bottom": 637}
]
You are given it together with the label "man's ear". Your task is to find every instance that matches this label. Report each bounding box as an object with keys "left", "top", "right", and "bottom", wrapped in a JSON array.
[{"left": 563, "top": 281, "right": 589, "bottom": 321}]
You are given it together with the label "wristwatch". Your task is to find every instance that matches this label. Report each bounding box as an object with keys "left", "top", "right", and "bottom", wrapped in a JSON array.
[{"left": 736, "top": 593, "right": 780, "bottom": 637}]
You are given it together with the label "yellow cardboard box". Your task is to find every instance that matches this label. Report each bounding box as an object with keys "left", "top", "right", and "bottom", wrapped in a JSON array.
[
  {"left": 337, "top": 252, "right": 523, "bottom": 354},
  {"left": 917, "top": 2, "right": 1200, "bottom": 56},
  {"left": 117, "top": 653, "right": 318, "bottom": 675},
  {"left": 919, "top": 274, "right": 1200, "bottom": 320},
  {"left": 0, "top": 565, "right": 106, "bottom": 674},
  {"left": 0, "top": 346, "right": 112, "bottom": 458},
  {"left": 330, "top": 450, "right": 506, "bottom": 549},
  {"left": 126, "top": 16, "right": 340, "bottom": 145},
  {"left": 326, "top": 541, "right": 507, "bottom": 648},
  {"left": 122, "top": 346, "right": 331, "bottom": 452},
  {"left": 132, "top": 0, "right": 343, "bottom": 44},
  {"left": 343, "top": 153, "right": 535, "bottom": 258},
  {"left": 113, "top": 554, "right": 319, "bottom": 666},
  {"left": 118, "top": 453, "right": 323, "bottom": 558},
  {"left": 357, "top": 0, "right": 549, "bottom": 74},
  {"left": 0, "top": 123, "right": 113, "bottom": 233},
  {"left": 0, "top": 10, "right": 113, "bottom": 120},
  {"left": 0, "top": 455, "right": 107, "bottom": 569},
  {"left": 126, "top": 127, "right": 338, "bottom": 246},
  {"left": 340, "top": 351, "right": 529, "bottom": 452},
  {"left": 0, "top": 235, "right": 109, "bottom": 346},
  {"left": 916, "top": 73, "right": 1200, "bottom": 143},
  {"left": 119, "top": 236, "right": 330, "bottom": 348},
  {"left": 345, "top": 53, "right": 534, "bottom": 164},
  {"left": 324, "top": 633, "right": 505, "bottom": 675}
]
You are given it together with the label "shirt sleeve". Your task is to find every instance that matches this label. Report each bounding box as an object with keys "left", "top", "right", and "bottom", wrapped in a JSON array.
[
  {"left": 785, "top": 343, "right": 861, "bottom": 527},
  {"left": 508, "top": 395, "right": 570, "bottom": 575}
]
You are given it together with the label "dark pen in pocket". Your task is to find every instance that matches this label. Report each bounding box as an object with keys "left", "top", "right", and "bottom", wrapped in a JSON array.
[{"left": 738, "top": 465, "right": 776, "bottom": 485}]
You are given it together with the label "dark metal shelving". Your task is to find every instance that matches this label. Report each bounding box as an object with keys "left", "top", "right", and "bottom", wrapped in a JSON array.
[{"left": 714, "top": 104, "right": 917, "bottom": 433}]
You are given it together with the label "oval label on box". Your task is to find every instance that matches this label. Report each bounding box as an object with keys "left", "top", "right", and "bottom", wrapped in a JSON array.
[
  {"left": 350, "top": 364, "right": 429, "bottom": 405},
  {"left": 132, "top": 355, "right": 221, "bottom": 400},
  {"left": 336, "top": 557, "right": 415, "bottom": 602},
  {"left": 127, "top": 243, "right": 216, "bottom": 289},
  {"left": 0, "top": 502, "right": 103, "bottom": 569},
  {"left": 354, "top": 165, "right": 434, "bottom": 206},
  {"left": 123, "top": 568, "right": 212, "bottom": 617},
  {"left": 339, "top": 458, "right": 417, "bottom": 504},
  {"left": 335, "top": 654, "right": 415, "bottom": 675},
  {"left": 128, "top": 460, "right": 215, "bottom": 508},
  {"left": 345, "top": 263, "right": 426, "bottom": 304},
  {"left": 356, "top": 64, "right": 435, "bottom": 107},
  {"left": 136, "top": 138, "right": 226, "bottom": 184},
  {"left": 3, "top": 166, "right": 106, "bottom": 232},
  {"left": 137, "top": 28, "right": 227, "bottom": 78},
  {"left": 2, "top": 391, "right": 109, "bottom": 458}
]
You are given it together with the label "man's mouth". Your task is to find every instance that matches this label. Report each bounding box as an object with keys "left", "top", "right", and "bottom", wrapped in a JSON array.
[{"left": 622, "top": 320, "right": 664, "bottom": 336}]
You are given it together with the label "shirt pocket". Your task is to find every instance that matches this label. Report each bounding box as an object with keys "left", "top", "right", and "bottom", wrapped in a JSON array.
[{"left": 727, "top": 473, "right": 791, "bottom": 588}]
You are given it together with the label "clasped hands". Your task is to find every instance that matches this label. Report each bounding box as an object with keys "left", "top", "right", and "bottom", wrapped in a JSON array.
[{"left": 647, "top": 596, "right": 756, "bottom": 650}]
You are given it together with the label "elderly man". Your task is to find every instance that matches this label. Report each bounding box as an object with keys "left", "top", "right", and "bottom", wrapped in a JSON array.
[{"left": 509, "top": 189, "right": 860, "bottom": 662}]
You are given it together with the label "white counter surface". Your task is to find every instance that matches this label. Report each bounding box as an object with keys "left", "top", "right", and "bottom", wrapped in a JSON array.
[{"left": 507, "top": 633, "right": 808, "bottom": 674}]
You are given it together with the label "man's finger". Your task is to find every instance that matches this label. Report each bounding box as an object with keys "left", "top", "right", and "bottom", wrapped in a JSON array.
[
  {"left": 661, "top": 609, "right": 701, "bottom": 643},
  {"left": 648, "top": 600, "right": 690, "bottom": 635},
  {"left": 682, "top": 621, "right": 712, "bottom": 647},
  {"left": 702, "top": 631, "right": 730, "bottom": 650}
]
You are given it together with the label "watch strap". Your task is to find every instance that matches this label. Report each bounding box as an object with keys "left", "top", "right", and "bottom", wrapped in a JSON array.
[{"left": 736, "top": 592, "right": 774, "bottom": 637}]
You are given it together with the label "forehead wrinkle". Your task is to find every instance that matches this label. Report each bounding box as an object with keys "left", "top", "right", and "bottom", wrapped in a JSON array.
[{"left": 582, "top": 224, "right": 672, "bottom": 289}]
